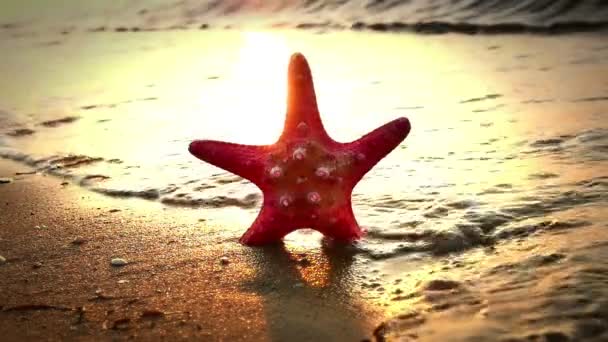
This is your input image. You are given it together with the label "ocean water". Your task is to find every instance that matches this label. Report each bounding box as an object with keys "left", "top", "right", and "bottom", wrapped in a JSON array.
[
  {"left": 0, "top": 24, "right": 606, "bottom": 260},
  {"left": 2, "top": 0, "right": 608, "bottom": 33}
]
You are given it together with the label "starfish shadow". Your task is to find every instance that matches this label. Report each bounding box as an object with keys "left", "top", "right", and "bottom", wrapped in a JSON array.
[{"left": 240, "top": 239, "right": 377, "bottom": 340}]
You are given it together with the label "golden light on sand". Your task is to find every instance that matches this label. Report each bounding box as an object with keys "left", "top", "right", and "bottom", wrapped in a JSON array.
[
  {"left": 281, "top": 231, "right": 331, "bottom": 287},
  {"left": 294, "top": 256, "right": 332, "bottom": 288}
]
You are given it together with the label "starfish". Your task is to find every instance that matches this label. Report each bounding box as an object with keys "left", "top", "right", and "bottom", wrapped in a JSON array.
[{"left": 189, "top": 53, "right": 411, "bottom": 246}]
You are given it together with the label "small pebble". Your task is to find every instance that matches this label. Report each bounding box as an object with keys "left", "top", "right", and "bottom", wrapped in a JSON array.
[
  {"left": 293, "top": 282, "right": 304, "bottom": 288},
  {"left": 219, "top": 256, "right": 230, "bottom": 265},
  {"left": 0, "top": 178, "right": 13, "bottom": 184},
  {"left": 33, "top": 262, "right": 43, "bottom": 269},
  {"left": 117, "top": 279, "right": 129, "bottom": 284},
  {"left": 111, "top": 258, "right": 128, "bottom": 267},
  {"left": 71, "top": 237, "right": 87, "bottom": 245},
  {"left": 0, "top": 255, "right": 6, "bottom": 264}
]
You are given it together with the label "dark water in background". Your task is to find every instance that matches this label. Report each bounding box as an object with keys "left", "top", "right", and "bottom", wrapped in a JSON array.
[{"left": 2, "top": 0, "right": 608, "bottom": 34}]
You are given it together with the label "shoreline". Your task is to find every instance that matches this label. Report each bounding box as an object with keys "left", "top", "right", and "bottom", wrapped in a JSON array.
[{"left": 6, "top": 21, "right": 608, "bottom": 36}]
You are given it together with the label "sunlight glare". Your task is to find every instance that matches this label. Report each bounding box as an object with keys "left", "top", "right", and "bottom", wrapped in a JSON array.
[{"left": 223, "top": 31, "right": 290, "bottom": 144}]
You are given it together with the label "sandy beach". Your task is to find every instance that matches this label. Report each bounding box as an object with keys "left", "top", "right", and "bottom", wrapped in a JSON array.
[
  {"left": 1, "top": 156, "right": 607, "bottom": 341},
  {"left": 1, "top": 1, "right": 608, "bottom": 340},
  {"left": 0, "top": 159, "right": 382, "bottom": 341}
]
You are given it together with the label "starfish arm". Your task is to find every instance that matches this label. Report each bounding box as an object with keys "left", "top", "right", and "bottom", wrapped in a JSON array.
[
  {"left": 280, "top": 53, "right": 330, "bottom": 142},
  {"left": 344, "top": 117, "right": 411, "bottom": 183},
  {"left": 188, "top": 140, "right": 268, "bottom": 183},
  {"left": 240, "top": 205, "right": 295, "bottom": 246}
]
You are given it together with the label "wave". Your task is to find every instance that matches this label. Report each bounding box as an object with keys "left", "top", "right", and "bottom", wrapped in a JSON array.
[
  {"left": 347, "top": 20, "right": 608, "bottom": 34},
  {"left": 138, "top": 0, "right": 608, "bottom": 34},
  {"left": 4, "top": 0, "right": 608, "bottom": 35}
]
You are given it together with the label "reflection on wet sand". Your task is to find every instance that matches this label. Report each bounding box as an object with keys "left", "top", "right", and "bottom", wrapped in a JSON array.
[{"left": 242, "top": 236, "right": 378, "bottom": 341}]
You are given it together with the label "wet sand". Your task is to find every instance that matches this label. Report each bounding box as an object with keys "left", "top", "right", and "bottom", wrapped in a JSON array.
[
  {"left": 2, "top": 159, "right": 607, "bottom": 341},
  {"left": 0, "top": 159, "right": 381, "bottom": 341}
]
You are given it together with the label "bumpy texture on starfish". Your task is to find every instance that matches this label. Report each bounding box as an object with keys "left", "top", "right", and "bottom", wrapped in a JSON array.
[{"left": 189, "top": 53, "right": 411, "bottom": 245}]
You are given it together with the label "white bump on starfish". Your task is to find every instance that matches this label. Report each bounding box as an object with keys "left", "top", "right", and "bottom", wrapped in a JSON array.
[
  {"left": 311, "top": 213, "right": 318, "bottom": 220},
  {"left": 296, "top": 176, "right": 307, "bottom": 184},
  {"left": 307, "top": 191, "right": 321, "bottom": 204},
  {"left": 279, "top": 195, "right": 291, "bottom": 208},
  {"left": 296, "top": 122, "right": 308, "bottom": 135},
  {"left": 269, "top": 166, "right": 283, "bottom": 178},
  {"left": 356, "top": 152, "right": 366, "bottom": 161},
  {"left": 292, "top": 147, "right": 306, "bottom": 161},
  {"left": 315, "top": 166, "right": 330, "bottom": 179}
]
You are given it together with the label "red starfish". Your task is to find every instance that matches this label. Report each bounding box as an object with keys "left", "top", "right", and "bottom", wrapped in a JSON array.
[{"left": 189, "top": 53, "right": 411, "bottom": 246}]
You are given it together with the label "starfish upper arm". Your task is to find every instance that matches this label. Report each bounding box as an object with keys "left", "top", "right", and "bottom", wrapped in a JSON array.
[
  {"left": 344, "top": 117, "right": 411, "bottom": 181},
  {"left": 189, "top": 140, "right": 269, "bottom": 183}
]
